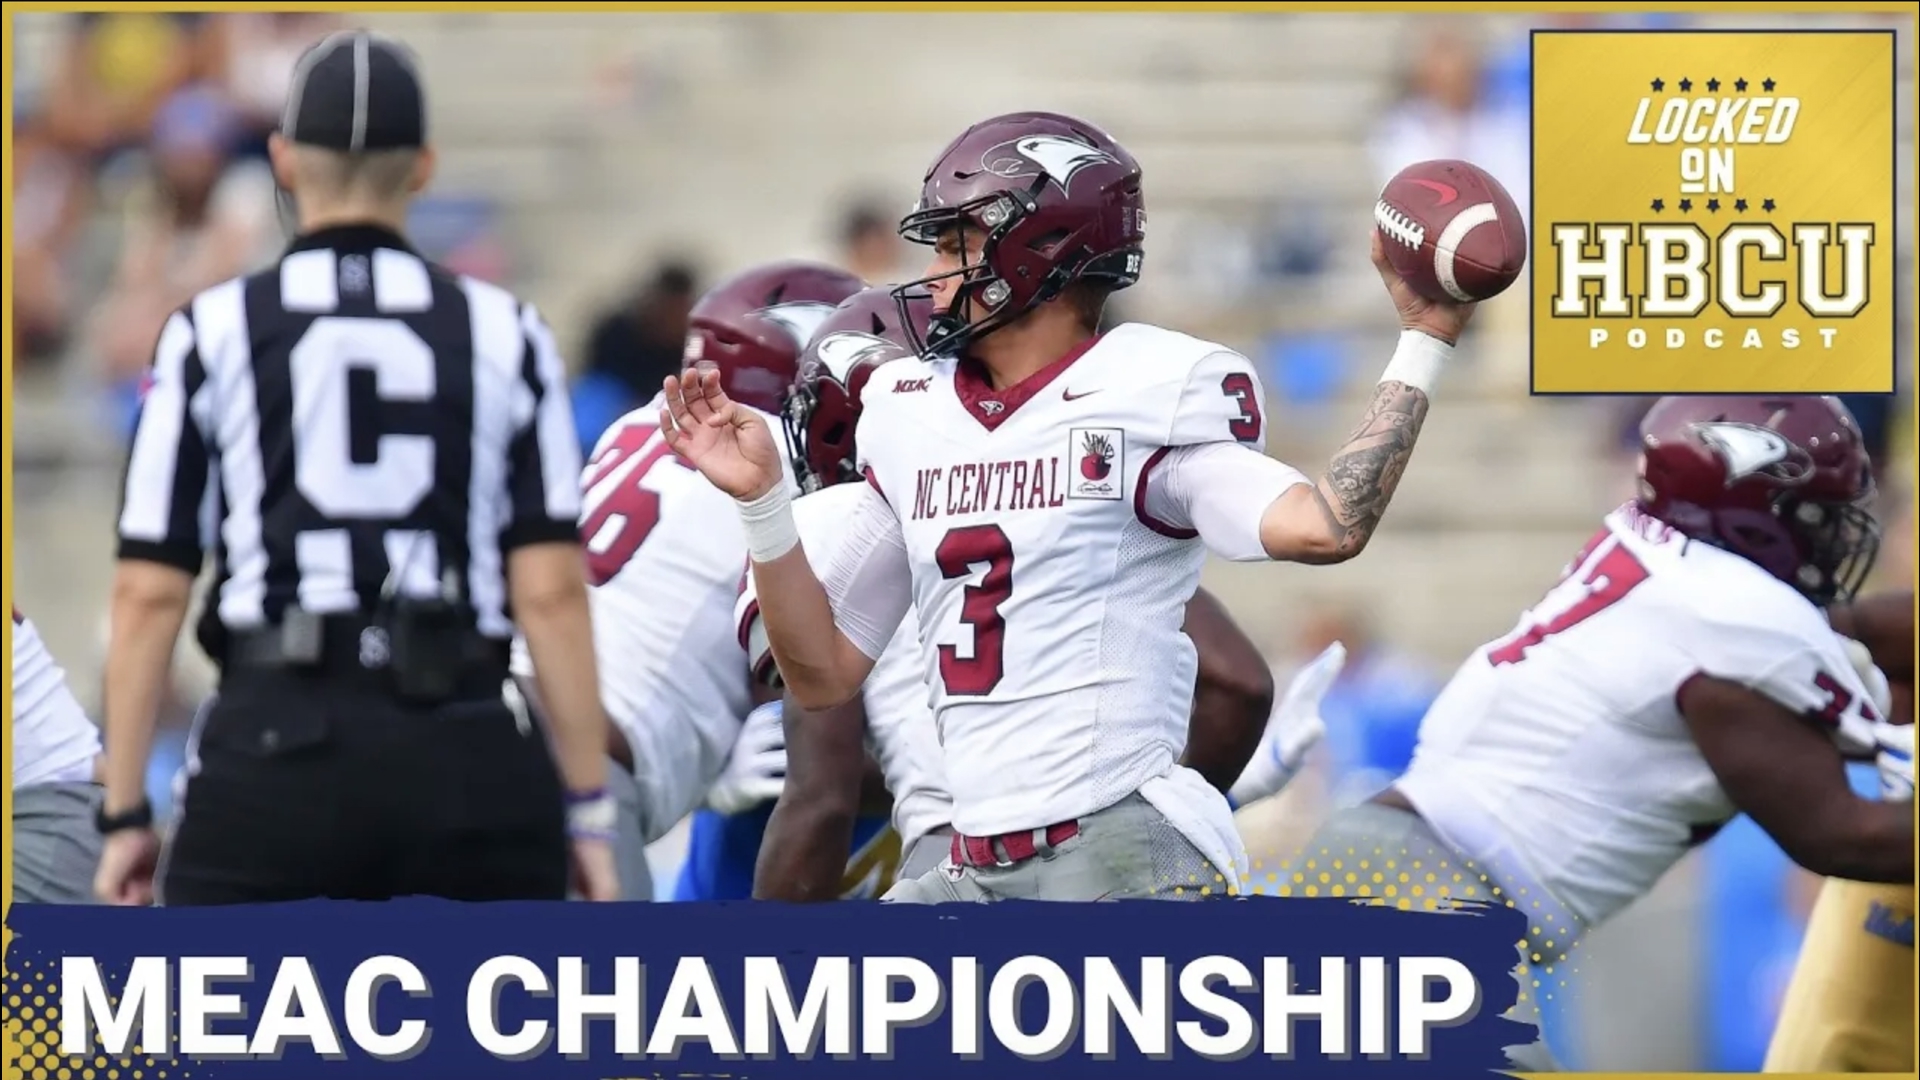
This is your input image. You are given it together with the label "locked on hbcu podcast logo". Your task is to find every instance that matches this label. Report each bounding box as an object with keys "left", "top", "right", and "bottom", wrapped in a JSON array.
[{"left": 1529, "top": 30, "right": 1896, "bottom": 395}]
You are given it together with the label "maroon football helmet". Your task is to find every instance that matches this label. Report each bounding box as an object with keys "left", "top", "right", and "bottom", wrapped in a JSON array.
[
  {"left": 1636, "top": 395, "right": 1880, "bottom": 605},
  {"left": 682, "top": 260, "right": 866, "bottom": 414},
  {"left": 892, "top": 110, "right": 1144, "bottom": 358},
  {"left": 782, "top": 287, "right": 933, "bottom": 492}
]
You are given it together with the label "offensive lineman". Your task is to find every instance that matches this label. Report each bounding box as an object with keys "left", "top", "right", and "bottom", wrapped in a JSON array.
[
  {"left": 511, "top": 259, "right": 887, "bottom": 901},
  {"left": 664, "top": 110, "right": 1473, "bottom": 902},
  {"left": 738, "top": 287, "right": 1326, "bottom": 898},
  {"left": 1298, "top": 395, "right": 1915, "bottom": 1069}
]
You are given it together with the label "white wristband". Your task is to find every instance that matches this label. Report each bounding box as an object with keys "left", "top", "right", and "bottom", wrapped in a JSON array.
[
  {"left": 566, "top": 791, "right": 618, "bottom": 841},
  {"left": 738, "top": 483, "right": 800, "bottom": 563},
  {"left": 1379, "top": 329, "right": 1453, "bottom": 396}
]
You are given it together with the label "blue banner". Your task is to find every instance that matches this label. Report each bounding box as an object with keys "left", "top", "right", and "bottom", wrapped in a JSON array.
[{"left": 4, "top": 896, "right": 1533, "bottom": 1077}]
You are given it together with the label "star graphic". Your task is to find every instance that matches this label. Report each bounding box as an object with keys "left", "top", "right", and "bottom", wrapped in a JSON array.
[
  {"left": 1651, "top": 77, "right": 1665, "bottom": 92},
  {"left": 1735, "top": 77, "right": 1749, "bottom": 92},
  {"left": 1706, "top": 77, "right": 1721, "bottom": 92},
  {"left": 1678, "top": 198, "right": 1693, "bottom": 212},
  {"left": 1651, "top": 198, "right": 1665, "bottom": 212},
  {"left": 1706, "top": 198, "right": 1721, "bottom": 213},
  {"left": 1735, "top": 198, "right": 1749, "bottom": 212},
  {"left": 1762, "top": 198, "right": 1777, "bottom": 212},
  {"left": 1678, "top": 77, "right": 1693, "bottom": 92},
  {"left": 1763, "top": 78, "right": 1776, "bottom": 91}
]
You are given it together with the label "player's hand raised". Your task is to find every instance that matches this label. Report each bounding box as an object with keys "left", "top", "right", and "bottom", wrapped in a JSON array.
[
  {"left": 1227, "top": 641, "right": 1344, "bottom": 809},
  {"left": 661, "top": 366, "right": 785, "bottom": 501},
  {"left": 1371, "top": 227, "right": 1476, "bottom": 347}
]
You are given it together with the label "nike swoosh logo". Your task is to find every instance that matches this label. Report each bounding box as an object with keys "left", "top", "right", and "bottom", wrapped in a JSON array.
[
  {"left": 1410, "top": 178, "right": 1459, "bottom": 206},
  {"left": 1062, "top": 388, "right": 1101, "bottom": 401}
]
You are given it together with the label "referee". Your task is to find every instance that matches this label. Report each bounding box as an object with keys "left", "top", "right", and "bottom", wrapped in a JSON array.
[{"left": 92, "top": 30, "right": 619, "bottom": 906}]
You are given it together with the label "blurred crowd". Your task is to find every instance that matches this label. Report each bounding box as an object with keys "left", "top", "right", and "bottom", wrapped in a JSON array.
[
  {"left": 16, "top": 14, "right": 338, "bottom": 427},
  {"left": 21, "top": 13, "right": 1911, "bottom": 488},
  {"left": 10, "top": 10, "right": 1915, "bottom": 1073},
  {"left": 13, "top": 12, "right": 509, "bottom": 439}
]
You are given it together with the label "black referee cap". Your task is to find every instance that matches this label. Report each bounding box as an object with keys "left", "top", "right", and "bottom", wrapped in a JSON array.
[{"left": 281, "top": 30, "right": 427, "bottom": 153}]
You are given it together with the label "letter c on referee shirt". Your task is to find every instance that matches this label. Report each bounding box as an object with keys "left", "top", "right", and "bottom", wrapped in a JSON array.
[{"left": 290, "top": 317, "right": 439, "bottom": 518}]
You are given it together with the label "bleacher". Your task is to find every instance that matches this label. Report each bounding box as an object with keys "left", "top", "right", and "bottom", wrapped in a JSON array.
[{"left": 12, "top": 9, "right": 1913, "bottom": 677}]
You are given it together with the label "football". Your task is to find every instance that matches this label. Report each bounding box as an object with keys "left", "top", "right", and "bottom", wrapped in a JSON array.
[{"left": 1374, "top": 159, "right": 1528, "bottom": 304}]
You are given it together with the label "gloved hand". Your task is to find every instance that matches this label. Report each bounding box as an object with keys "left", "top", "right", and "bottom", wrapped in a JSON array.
[
  {"left": 1228, "top": 642, "right": 1345, "bottom": 810},
  {"left": 1839, "top": 636, "right": 1894, "bottom": 720},
  {"left": 1873, "top": 719, "right": 1914, "bottom": 802},
  {"left": 706, "top": 700, "right": 789, "bottom": 815}
]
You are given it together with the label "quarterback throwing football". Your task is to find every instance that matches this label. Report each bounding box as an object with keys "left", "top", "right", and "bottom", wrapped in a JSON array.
[{"left": 664, "top": 110, "right": 1475, "bottom": 903}]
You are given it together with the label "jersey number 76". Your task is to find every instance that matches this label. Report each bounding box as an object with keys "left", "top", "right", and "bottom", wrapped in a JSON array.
[{"left": 578, "top": 421, "right": 691, "bottom": 587}]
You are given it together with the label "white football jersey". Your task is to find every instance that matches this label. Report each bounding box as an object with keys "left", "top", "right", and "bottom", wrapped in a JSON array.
[
  {"left": 840, "top": 323, "right": 1287, "bottom": 840},
  {"left": 1394, "top": 503, "right": 1886, "bottom": 930},
  {"left": 736, "top": 482, "right": 953, "bottom": 852},
  {"left": 510, "top": 392, "right": 796, "bottom": 843},
  {"left": 12, "top": 608, "right": 103, "bottom": 790}
]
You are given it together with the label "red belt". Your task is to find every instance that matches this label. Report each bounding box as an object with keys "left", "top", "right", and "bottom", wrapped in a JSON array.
[{"left": 950, "top": 821, "right": 1080, "bottom": 868}]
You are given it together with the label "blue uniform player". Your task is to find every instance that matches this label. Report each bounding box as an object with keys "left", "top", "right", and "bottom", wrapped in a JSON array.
[{"left": 670, "top": 701, "right": 902, "bottom": 900}]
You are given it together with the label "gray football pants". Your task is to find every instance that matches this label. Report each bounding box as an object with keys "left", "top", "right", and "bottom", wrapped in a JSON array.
[
  {"left": 12, "top": 781, "right": 105, "bottom": 905},
  {"left": 1300, "top": 801, "right": 1564, "bottom": 1073}
]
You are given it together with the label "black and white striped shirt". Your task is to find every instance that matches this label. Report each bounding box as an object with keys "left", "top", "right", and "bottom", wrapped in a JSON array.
[{"left": 115, "top": 224, "right": 583, "bottom": 647}]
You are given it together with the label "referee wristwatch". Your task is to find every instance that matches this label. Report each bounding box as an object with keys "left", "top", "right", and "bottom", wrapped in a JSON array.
[{"left": 96, "top": 800, "right": 155, "bottom": 836}]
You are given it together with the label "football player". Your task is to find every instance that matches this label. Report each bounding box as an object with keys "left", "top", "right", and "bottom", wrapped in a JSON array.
[
  {"left": 1295, "top": 395, "right": 1913, "bottom": 1069},
  {"left": 1764, "top": 587, "right": 1915, "bottom": 1074},
  {"left": 740, "top": 287, "right": 1332, "bottom": 900},
  {"left": 14, "top": 607, "right": 107, "bottom": 904},
  {"left": 663, "top": 110, "right": 1473, "bottom": 903},
  {"left": 511, "top": 259, "right": 877, "bottom": 902}
]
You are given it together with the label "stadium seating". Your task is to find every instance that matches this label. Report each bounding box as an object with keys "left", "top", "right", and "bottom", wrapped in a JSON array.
[{"left": 12, "top": 8, "right": 1914, "bottom": 688}]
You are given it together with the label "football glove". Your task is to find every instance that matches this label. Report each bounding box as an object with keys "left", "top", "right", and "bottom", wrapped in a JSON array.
[
  {"left": 706, "top": 700, "right": 789, "bottom": 815},
  {"left": 1873, "top": 719, "right": 1913, "bottom": 803},
  {"left": 1839, "top": 635, "right": 1894, "bottom": 720},
  {"left": 1228, "top": 641, "right": 1344, "bottom": 810}
]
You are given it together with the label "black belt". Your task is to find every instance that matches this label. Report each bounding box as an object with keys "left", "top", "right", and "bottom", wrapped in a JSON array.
[{"left": 225, "top": 614, "right": 508, "bottom": 676}]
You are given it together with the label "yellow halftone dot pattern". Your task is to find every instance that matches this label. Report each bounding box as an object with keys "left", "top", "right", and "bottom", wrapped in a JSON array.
[
  {"left": 4, "top": 956, "right": 194, "bottom": 1080},
  {"left": 1239, "top": 845, "right": 1586, "bottom": 999}
]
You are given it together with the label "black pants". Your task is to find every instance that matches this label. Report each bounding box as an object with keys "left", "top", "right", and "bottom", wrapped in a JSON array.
[{"left": 160, "top": 664, "right": 569, "bottom": 905}]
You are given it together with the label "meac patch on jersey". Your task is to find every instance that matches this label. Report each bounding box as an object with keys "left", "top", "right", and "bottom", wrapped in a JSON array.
[{"left": 855, "top": 323, "right": 1269, "bottom": 526}]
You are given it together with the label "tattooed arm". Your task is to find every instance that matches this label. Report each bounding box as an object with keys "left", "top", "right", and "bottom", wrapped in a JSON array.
[
  {"left": 1145, "top": 366, "right": 1434, "bottom": 567},
  {"left": 1258, "top": 379, "right": 1432, "bottom": 564},
  {"left": 1144, "top": 230, "right": 1477, "bottom": 566},
  {"left": 1255, "top": 229, "right": 1479, "bottom": 564}
]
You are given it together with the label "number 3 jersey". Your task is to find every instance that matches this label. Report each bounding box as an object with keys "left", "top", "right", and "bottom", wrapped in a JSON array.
[
  {"left": 511, "top": 393, "right": 795, "bottom": 843},
  {"left": 1394, "top": 502, "right": 1885, "bottom": 930},
  {"left": 816, "top": 323, "right": 1309, "bottom": 845}
]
